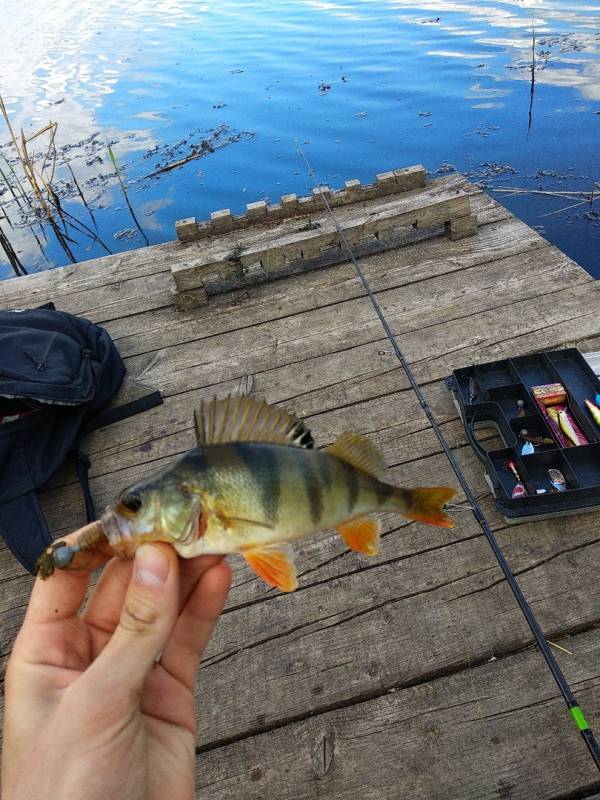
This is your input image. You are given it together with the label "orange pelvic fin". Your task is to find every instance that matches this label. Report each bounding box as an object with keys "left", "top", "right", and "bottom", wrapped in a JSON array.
[
  {"left": 243, "top": 543, "right": 298, "bottom": 592},
  {"left": 337, "top": 516, "right": 380, "bottom": 556},
  {"left": 404, "top": 487, "right": 456, "bottom": 528}
]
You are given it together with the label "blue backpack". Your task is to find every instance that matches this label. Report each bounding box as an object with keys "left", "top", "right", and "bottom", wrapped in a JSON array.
[{"left": 0, "top": 303, "right": 162, "bottom": 573}]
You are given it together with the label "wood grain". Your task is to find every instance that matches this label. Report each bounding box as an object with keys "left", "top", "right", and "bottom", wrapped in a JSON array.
[
  {"left": 195, "top": 629, "right": 600, "bottom": 799},
  {"left": 0, "top": 182, "right": 598, "bottom": 799}
]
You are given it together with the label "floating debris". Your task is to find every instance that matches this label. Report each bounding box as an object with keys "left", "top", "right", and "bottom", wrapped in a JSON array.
[{"left": 113, "top": 227, "right": 137, "bottom": 240}]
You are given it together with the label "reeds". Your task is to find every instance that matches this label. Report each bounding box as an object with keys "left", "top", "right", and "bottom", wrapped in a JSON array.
[
  {"left": 0, "top": 94, "right": 116, "bottom": 271},
  {"left": 107, "top": 144, "right": 149, "bottom": 245},
  {"left": 492, "top": 184, "right": 600, "bottom": 217},
  {"left": 528, "top": 27, "right": 536, "bottom": 135},
  {"left": 0, "top": 222, "right": 27, "bottom": 276}
]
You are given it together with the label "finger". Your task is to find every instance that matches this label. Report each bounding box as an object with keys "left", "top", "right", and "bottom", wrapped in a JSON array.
[
  {"left": 82, "top": 543, "right": 180, "bottom": 697},
  {"left": 81, "top": 556, "right": 134, "bottom": 644},
  {"left": 179, "top": 554, "right": 225, "bottom": 607},
  {"left": 24, "top": 525, "right": 111, "bottom": 626},
  {"left": 83, "top": 554, "right": 223, "bottom": 643},
  {"left": 159, "top": 559, "right": 231, "bottom": 690}
]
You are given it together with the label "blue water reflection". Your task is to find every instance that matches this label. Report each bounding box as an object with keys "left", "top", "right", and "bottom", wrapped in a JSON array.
[{"left": 0, "top": 0, "right": 598, "bottom": 279}]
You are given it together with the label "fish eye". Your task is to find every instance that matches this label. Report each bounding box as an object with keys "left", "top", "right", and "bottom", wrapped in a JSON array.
[{"left": 121, "top": 491, "right": 142, "bottom": 512}]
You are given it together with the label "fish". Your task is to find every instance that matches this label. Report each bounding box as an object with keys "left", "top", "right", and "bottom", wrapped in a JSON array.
[
  {"left": 38, "top": 396, "right": 457, "bottom": 591},
  {"left": 585, "top": 399, "right": 600, "bottom": 429},
  {"left": 558, "top": 408, "right": 582, "bottom": 446}
]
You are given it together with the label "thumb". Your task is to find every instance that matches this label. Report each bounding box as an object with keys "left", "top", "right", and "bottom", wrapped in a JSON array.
[{"left": 88, "top": 544, "right": 180, "bottom": 695}]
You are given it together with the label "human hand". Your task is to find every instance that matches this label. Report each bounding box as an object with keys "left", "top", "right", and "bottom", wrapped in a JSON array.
[{"left": 2, "top": 530, "right": 231, "bottom": 800}]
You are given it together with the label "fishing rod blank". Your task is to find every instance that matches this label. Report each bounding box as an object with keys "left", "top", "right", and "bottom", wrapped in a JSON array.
[{"left": 296, "top": 143, "right": 600, "bottom": 772}]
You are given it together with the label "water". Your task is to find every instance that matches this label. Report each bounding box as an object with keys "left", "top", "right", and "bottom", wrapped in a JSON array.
[{"left": 1, "top": 0, "right": 599, "bottom": 280}]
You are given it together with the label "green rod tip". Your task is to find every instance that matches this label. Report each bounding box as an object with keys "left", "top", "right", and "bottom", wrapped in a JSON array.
[{"left": 570, "top": 706, "right": 589, "bottom": 732}]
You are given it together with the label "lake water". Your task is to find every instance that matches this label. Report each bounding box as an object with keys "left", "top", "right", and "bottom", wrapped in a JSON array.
[{"left": 1, "top": 0, "right": 599, "bottom": 280}]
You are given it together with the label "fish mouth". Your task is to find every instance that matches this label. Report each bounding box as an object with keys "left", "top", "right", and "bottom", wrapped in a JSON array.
[{"left": 101, "top": 507, "right": 132, "bottom": 548}]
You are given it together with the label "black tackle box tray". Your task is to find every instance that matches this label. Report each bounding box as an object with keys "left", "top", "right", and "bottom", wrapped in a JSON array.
[{"left": 445, "top": 348, "right": 600, "bottom": 523}]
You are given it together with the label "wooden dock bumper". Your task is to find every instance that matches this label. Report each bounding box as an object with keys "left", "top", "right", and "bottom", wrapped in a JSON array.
[{"left": 173, "top": 168, "right": 478, "bottom": 308}]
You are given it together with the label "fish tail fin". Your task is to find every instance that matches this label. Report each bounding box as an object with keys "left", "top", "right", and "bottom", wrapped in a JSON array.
[{"left": 395, "top": 486, "right": 456, "bottom": 528}]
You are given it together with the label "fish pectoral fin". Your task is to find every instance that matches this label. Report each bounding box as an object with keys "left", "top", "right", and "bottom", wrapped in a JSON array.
[
  {"left": 337, "top": 516, "right": 380, "bottom": 556},
  {"left": 225, "top": 515, "right": 276, "bottom": 531},
  {"left": 243, "top": 543, "right": 298, "bottom": 592}
]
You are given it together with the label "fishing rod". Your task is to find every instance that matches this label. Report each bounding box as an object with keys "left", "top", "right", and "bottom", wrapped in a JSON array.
[{"left": 295, "top": 143, "right": 600, "bottom": 772}]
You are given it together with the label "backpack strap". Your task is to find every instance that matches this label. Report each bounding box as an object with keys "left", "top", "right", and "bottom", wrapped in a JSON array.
[
  {"left": 76, "top": 391, "right": 164, "bottom": 521},
  {"left": 0, "top": 493, "right": 52, "bottom": 574},
  {"left": 84, "top": 391, "right": 164, "bottom": 435}
]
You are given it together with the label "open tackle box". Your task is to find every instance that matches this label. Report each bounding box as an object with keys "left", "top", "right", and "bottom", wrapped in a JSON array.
[{"left": 446, "top": 348, "right": 600, "bottom": 522}]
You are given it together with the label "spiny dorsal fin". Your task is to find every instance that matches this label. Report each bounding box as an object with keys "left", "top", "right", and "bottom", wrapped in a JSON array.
[
  {"left": 194, "top": 396, "right": 314, "bottom": 448},
  {"left": 327, "top": 432, "right": 386, "bottom": 477}
]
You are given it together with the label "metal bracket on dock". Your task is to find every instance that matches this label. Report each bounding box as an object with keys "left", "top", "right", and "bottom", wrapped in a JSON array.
[{"left": 171, "top": 166, "right": 478, "bottom": 309}]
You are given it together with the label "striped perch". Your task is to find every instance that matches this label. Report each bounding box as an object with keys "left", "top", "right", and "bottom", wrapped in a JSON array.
[{"left": 42, "top": 397, "right": 457, "bottom": 591}]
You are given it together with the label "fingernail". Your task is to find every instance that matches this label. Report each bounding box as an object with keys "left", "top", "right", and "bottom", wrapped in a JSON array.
[{"left": 135, "top": 545, "right": 169, "bottom": 586}]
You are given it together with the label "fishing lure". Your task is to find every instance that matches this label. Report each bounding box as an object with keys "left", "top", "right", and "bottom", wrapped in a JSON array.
[
  {"left": 584, "top": 399, "right": 600, "bottom": 429},
  {"left": 506, "top": 460, "right": 528, "bottom": 498},
  {"left": 548, "top": 468, "right": 567, "bottom": 492},
  {"left": 558, "top": 408, "right": 583, "bottom": 447},
  {"left": 519, "top": 429, "right": 555, "bottom": 447},
  {"left": 468, "top": 376, "right": 478, "bottom": 403}
]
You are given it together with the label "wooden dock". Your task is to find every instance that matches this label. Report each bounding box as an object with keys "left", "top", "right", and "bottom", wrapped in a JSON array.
[{"left": 1, "top": 173, "right": 599, "bottom": 799}]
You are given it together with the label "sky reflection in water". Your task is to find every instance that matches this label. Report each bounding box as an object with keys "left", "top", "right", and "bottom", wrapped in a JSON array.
[{"left": 0, "top": 0, "right": 599, "bottom": 278}]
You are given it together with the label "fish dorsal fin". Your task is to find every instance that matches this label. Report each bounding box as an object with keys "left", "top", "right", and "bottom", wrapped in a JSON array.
[
  {"left": 194, "top": 395, "right": 314, "bottom": 448},
  {"left": 327, "top": 432, "right": 386, "bottom": 477}
]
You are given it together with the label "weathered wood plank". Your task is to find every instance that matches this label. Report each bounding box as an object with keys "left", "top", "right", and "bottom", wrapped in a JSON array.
[
  {"left": 189, "top": 499, "right": 600, "bottom": 747},
  {"left": 0, "top": 241, "right": 179, "bottom": 309},
  {"left": 119, "top": 245, "right": 584, "bottom": 400},
  {"left": 194, "top": 629, "right": 600, "bottom": 799},
  {"left": 2, "top": 238, "right": 591, "bottom": 548},
  {"left": 0, "top": 189, "right": 511, "bottom": 329},
  {"left": 109, "top": 211, "right": 547, "bottom": 359},
  {"left": 178, "top": 165, "right": 428, "bottom": 242},
  {"left": 36, "top": 236, "right": 574, "bottom": 490},
  {"left": 171, "top": 184, "right": 473, "bottom": 292}
]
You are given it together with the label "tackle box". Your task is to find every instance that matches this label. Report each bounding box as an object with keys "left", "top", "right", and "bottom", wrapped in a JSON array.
[{"left": 445, "top": 348, "right": 600, "bottom": 523}]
